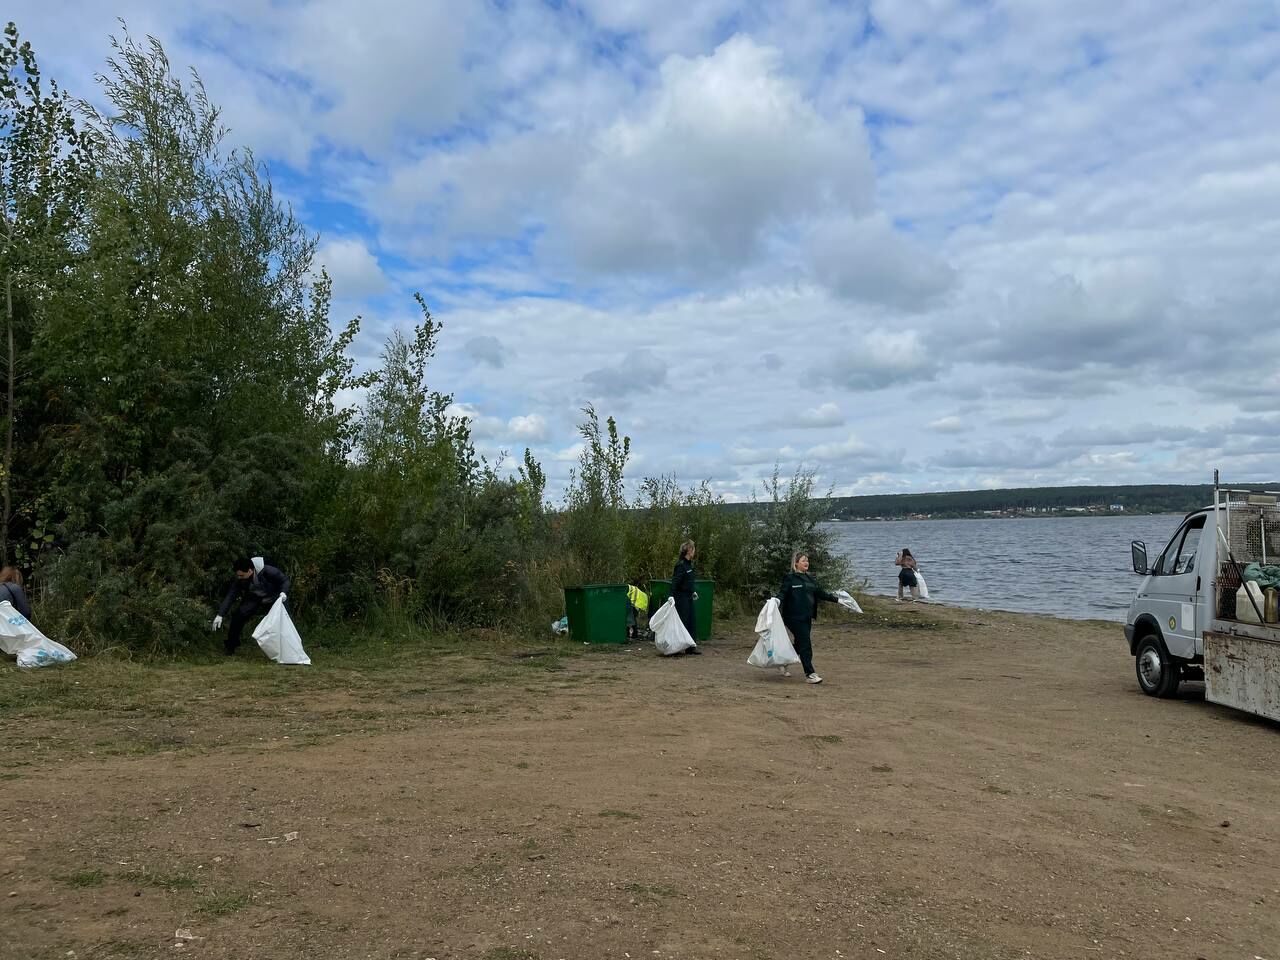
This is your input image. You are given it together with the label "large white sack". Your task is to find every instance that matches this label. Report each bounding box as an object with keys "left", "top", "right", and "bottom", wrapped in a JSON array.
[
  {"left": 0, "top": 601, "right": 77, "bottom": 668},
  {"left": 748, "top": 597, "right": 799, "bottom": 668},
  {"left": 252, "top": 597, "right": 311, "bottom": 665},
  {"left": 834, "top": 589, "right": 863, "bottom": 613},
  {"left": 649, "top": 597, "right": 696, "bottom": 656},
  {"left": 915, "top": 572, "right": 930, "bottom": 599}
]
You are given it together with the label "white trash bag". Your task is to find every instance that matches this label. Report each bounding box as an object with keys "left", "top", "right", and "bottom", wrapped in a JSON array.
[
  {"left": 834, "top": 589, "right": 864, "bottom": 613},
  {"left": 748, "top": 597, "right": 799, "bottom": 668},
  {"left": 914, "top": 572, "right": 930, "bottom": 600},
  {"left": 0, "top": 601, "right": 77, "bottom": 669},
  {"left": 649, "top": 597, "right": 696, "bottom": 656},
  {"left": 252, "top": 597, "right": 311, "bottom": 665}
]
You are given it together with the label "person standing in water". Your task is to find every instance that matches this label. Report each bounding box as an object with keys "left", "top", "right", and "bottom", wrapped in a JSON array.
[{"left": 895, "top": 548, "right": 919, "bottom": 601}]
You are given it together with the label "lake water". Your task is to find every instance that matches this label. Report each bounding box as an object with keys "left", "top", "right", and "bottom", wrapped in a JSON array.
[{"left": 824, "top": 514, "right": 1188, "bottom": 622}]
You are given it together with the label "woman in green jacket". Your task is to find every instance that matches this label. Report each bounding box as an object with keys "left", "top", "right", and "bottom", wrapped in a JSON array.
[{"left": 777, "top": 551, "right": 839, "bottom": 684}]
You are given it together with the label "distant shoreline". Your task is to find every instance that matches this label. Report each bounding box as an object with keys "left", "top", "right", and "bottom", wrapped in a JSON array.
[{"left": 824, "top": 511, "right": 1184, "bottom": 522}]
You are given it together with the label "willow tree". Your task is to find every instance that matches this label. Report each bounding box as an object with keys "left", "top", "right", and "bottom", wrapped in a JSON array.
[{"left": 0, "top": 22, "right": 95, "bottom": 564}]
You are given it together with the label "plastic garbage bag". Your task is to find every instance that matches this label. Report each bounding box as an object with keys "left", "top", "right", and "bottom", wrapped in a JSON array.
[
  {"left": 649, "top": 597, "right": 696, "bottom": 656},
  {"left": 251, "top": 597, "right": 311, "bottom": 665},
  {"left": 915, "top": 572, "right": 930, "bottom": 599},
  {"left": 748, "top": 597, "right": 799, "bottom": 668},
  {"left": 550, "top": 615, "right": 569, "bottom": 635},
  {"left": 1243, "top": 562, "right": 1280, "bottom": 589},
  {"left": 834, "top": 589, "right": 863, "bottom": 613},
  {"left": 0, "top": 601, "right": 77, "bottom": 668}
]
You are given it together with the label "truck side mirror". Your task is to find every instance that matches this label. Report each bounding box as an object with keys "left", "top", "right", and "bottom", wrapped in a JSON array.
[{"left": 1131, "top": 540, "right": 1148, "bottom": 575}]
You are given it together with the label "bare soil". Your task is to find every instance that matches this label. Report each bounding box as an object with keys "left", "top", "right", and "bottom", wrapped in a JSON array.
[{"left": 2, "top": 602, "right": 1277, "bottom": 960}]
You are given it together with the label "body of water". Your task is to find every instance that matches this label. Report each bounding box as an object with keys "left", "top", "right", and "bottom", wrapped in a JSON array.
[{"left": 824, "top": 513, "right": 1190, "bottom": 622}]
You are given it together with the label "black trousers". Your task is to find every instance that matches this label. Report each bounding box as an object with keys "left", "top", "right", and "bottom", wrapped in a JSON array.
[
  {"left": 674, "top": 595, "right": 696, "bottom": 641},
  {"left": 784, "top": 617, "right": 815, "bottom": 675},
  {"left": 226, "top": 598, "right": 271, "bottom": 654}
]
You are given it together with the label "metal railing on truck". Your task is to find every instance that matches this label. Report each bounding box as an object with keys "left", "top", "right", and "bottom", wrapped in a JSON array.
[{"left": 1213, "top": 481, "right": 1280, "bottom": 622}]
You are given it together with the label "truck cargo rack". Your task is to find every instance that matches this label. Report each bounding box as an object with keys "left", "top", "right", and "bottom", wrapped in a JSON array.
[{"left": 1213, "top": 483, "right": 1280, "bottom": 621}]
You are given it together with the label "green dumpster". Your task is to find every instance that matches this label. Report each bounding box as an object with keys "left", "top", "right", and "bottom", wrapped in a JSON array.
[
  {"left": 646, "top": 577, "right": 714, "bottom": 641},
  {"left": 563, "top": 583, "right": 628, "bottom": 644},
  {"left": 648, "top": 578, "right": 671, "bottom": 609}
]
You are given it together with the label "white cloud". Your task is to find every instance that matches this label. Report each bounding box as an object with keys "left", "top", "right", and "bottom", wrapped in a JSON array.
[
  {"left": 445, "top": 402, "right": 504, "bottom": 439},
  {"left": 560, "top": 35, "right": 875, "bottom": 278},
  {"left": 815, "top": 331, "right": 940, "bottom": 391},
  {"left": 795, "top": 402, "right": 845, "bottom": 429},
  {"left": 928, "top": 416, "right": 966, "bottom": 434},
  {"left": 807, "top": 214, "right": 955, "bottom": 310},
  {"left": 315, "top": 237, "right": 389, "bottom": 299},
  {"left": 507, "top": 414, "right": 549, "bottom": 442},
  {"left": 806, "top": 434, "right": 872, "bottom": 461},
  {"left": 583, "top": 350, "right": 668, "bottom": 399}
]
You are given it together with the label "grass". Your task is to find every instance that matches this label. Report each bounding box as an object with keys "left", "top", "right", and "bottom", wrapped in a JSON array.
[
  {"left": 57, "top": 869, "right": 106, "bottom": 887},
  {"left": 802, "top": 734, "right": 844, "bottom": 744},
  {"left": 598, "top": 809, "right": 642, "bottom": 820},
  {"left": 197, "top": 891, "right": 250, "bottom": 916},
  {"left": 116, "top": 869, "right": 198, "bottom": 890},
  {"left": 0, "top": 625, "right": 589, "bottom": 769}
]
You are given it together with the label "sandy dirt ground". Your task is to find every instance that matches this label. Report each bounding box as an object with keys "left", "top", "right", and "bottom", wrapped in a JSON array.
[{"left": 2, "top": 602, "right": 1277, "bottom": 960}]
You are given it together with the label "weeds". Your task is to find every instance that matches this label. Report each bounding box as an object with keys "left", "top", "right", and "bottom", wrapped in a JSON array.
[
  {"left": 197, "top": 891, "right": 250, "bottom": 915},
  {"left": 117, "top": 869, "right": 197, "bottom": 890}
]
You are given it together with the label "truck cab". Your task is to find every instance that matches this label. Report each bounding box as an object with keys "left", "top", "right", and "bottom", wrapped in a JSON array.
[{"left": 1125, "top": 509, "right": 1211, "bottom": 697}]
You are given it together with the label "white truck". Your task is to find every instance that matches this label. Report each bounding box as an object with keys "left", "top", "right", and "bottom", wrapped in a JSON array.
[{"left": 1125, "top": 477, "right": 1280, "bottom": 721}]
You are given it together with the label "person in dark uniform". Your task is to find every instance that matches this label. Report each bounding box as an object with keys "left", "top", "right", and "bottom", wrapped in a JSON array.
[
  {"left": 671, "top": 540, "right": 701, "bottom": 654},
  {"left": 212, "top": 556, "right": 291, "bottom": 656},
  {"left": 777, "top": 551, "right": 839, "bottom": 684}
]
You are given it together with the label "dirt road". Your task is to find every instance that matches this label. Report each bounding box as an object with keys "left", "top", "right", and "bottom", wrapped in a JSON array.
[{"left": 2, "top": 603, "right": 1277, "bottom": 959}]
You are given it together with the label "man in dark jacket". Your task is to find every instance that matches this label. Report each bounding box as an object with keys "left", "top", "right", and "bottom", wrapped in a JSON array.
[{"left": 212, "top": 556, "right": 290, "bottom": 656}]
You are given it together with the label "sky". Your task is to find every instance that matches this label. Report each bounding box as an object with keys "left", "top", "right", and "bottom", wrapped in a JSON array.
[{"left": 12, "top": 1, "right": 1280, "bottom": 500}]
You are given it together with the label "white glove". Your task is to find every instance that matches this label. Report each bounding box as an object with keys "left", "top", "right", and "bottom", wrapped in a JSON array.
[
  {"left": 279, "top": 593, "right": 287, "bottom": 602},
  {"left": 211, "top": 615, "right": 223, "bottom": 631}
]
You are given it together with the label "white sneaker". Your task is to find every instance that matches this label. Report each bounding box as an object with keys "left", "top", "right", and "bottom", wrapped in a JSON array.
[
  {"left": 778, "top": 666, "right": 791, "bottom": 678},
  {"left": 806, "top": 673, "right": 823, "bottom": 684}
]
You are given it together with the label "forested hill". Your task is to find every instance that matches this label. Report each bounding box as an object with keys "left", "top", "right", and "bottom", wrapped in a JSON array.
[{"left": 789, "top": 484, "right": 1272, "bottom": 520}]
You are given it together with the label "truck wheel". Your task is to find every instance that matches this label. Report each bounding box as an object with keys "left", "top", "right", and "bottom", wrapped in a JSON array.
[{"left": 1135, "top": 635, "right": 1181, "bottom": 698}]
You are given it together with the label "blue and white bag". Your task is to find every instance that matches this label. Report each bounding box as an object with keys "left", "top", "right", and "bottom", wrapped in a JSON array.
[{"left": 0, "top": 601, "right": 77, "bottom": 668}]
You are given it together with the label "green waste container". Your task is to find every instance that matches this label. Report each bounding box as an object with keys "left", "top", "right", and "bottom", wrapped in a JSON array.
[
  {"left": 563, "top": 583, "right": 628, "bottom": 644},
  {"left": 646, "top": 577, "right": 714, "bottom": 641},
  {"left": 648, "top": 578, "right": 671, "bottom": 609}
]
